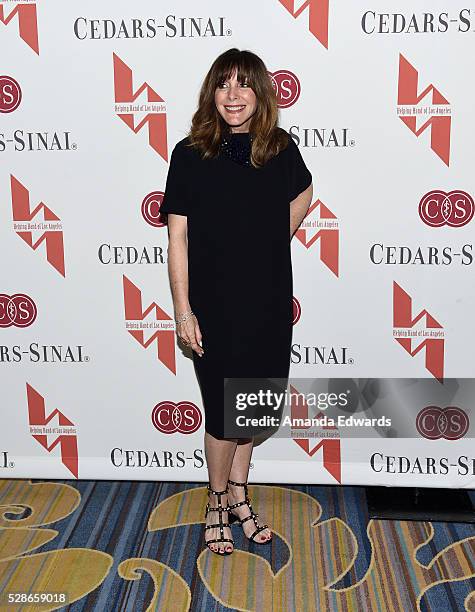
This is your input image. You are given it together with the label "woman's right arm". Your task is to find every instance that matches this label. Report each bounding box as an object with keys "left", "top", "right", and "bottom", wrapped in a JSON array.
[{"left": 166, "top": 213, "right": 204, "bottom": 357}]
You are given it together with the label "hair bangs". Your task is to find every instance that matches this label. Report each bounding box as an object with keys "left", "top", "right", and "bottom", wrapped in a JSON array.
[{"left": 214, "top": 58, "right": 253, "bottom": 89}]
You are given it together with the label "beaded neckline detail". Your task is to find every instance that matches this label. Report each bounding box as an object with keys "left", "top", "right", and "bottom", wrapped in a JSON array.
[{"left": 220, "top": 132, "right": 254, "bottom": 167}]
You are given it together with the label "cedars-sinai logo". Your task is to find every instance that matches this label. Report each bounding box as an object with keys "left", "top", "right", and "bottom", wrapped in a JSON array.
[
  {"left": 0, "top": 76, "right": 22, "bottom": 113},
  {"left": 141, "top": 191, "right": 166, "bottom": 228},
  {"left": 416, "top": 406, "right": 469, "bottom": 440},
  {"left": 113, "top": 53, "right": 168, "bottom": 161},
  {"left": 419, "top": 190, "right": 474, "bottom": 228},
  {"left": 397, "top": 53, "right": 451, "bottom": 166},
  {"left": 0, "top": 3, "right": 39, "bottom": 54},
  {"left": 269, "top": 70, "right": 301, "bottom": 108},
  {"left": 9, "top": 175, "right": 66, "bottom": 277},
  {"left": 0, "top": 293, "right": 37, "bottom": 328},
  {"left": 277, "top": 0, "right": 329, "bottom": 49},
  {"left": 152, "top": 401, "right": 202, "bottom": 434},
  {"left": 123, "top": 275, "right": 176, "bottom": 374},
  {"left": 292, "top": 296, "right": 301, "bottom": 325},
  {"left": 295, "top": 198, "right": 339, "bottom": 276},
  {"left": 393, "top": 281, "right": 444, "bottom": 382}
]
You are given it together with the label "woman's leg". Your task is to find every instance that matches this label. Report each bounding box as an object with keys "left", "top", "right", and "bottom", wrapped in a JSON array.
[
  {"left": 204, "top": 432, "right": 237, "bottom": 553},
  {"left": 227, "top": 438, "right": 272, "bottom": 542}
]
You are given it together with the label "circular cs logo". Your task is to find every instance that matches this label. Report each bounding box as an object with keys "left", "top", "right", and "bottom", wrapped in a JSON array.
[
  {"left": 292, "top": 296, "right": 301, "bottom": 325},
  {"left": 141, "top": 191, "right": 167, "bottom": 227},
  {"left": 416, "top": 406, "right": 469, "bottom": 440},
  {"left": 152, "top": 401, "right": 202, "bottom": 434},
  {"left": 268, "top": 70, "right": 301, "bottom": 109},
  {"left": 419, "top": 190, "right": 474, "bottom": 227},
  {"left": 0, "top": 76, "right": 22, "bottom": 113},
  {"left": 0, "top": 293, "right": 37, "bottom": 328}
]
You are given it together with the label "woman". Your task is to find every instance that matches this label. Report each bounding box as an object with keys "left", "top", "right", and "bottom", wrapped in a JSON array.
[{"left": 160, "top": 48, "right": 313, "bottom": 556}]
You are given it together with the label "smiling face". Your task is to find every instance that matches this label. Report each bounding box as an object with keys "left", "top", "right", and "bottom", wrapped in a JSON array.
[{"left": 214, "top": 67, "right": 257, "bottom": 133}]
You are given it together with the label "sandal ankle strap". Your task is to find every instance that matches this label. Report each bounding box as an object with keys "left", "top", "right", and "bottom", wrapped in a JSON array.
[
  {"left": 207, "top": 484, "right": 229, "bottom": 496},
  {"left": 227, "top": 479, "right": 247, "bottom": 487}
]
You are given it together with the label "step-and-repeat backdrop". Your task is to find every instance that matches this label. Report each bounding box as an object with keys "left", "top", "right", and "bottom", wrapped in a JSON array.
[{"left": 1, "top": 0, "right": 474, "bottom": 487}]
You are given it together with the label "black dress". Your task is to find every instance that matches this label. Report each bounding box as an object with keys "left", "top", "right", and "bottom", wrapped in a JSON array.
[{"left": 160, "top": 128, "right": 312, "bottom": 439}]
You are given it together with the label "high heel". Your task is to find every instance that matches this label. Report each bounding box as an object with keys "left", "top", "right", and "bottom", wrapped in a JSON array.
[
  {"left": 227, "top": 479, "right": 272, "bottom": 544},
  {"left": 204, "top": 484, "right": 234, "bottom": 555}
]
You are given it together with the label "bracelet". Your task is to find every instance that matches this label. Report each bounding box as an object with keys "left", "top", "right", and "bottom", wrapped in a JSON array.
[{"left": 175, "top": 310, "right": 194, "bottom": 324}]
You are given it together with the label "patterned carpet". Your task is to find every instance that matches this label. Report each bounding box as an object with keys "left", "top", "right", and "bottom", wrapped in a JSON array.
[{"left": 0, "top": 480, "right": 474, "bottom": 611}]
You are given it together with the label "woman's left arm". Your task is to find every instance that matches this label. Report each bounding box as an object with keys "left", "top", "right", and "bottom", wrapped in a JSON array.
[{"left": 290, "top": 182, "right": 313, "bottom": 238}]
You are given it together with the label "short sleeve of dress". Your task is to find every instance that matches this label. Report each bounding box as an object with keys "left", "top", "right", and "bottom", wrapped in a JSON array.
[
  {"left": 160, "top": 141, "right": 191, "bottom": 216},
  {"left": 286, "top": 133, "right": 312, "bottom": 203}
]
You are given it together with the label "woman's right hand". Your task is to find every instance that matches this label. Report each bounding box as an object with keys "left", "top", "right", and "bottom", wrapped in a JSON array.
[{"left": 176, "top": 314, "right": 204, "bottom": 357}]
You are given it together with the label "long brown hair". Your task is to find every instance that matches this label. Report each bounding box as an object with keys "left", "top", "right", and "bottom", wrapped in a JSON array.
[{"left": 187, "top": 48, "right": 289, "bottom": 167}]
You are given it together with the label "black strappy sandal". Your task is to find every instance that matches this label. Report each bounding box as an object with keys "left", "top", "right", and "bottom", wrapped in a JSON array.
[
  {"left": 227, "top": 479, "right": 272, "bottom": 544},
  {"left": 204, "top": 484, "right": 234, "bottom": 555}
]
